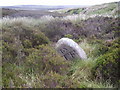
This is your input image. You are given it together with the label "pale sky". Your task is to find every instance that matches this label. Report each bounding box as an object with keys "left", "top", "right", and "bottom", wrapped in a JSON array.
[{"left": 0, "top": 0, "right": 119, "bottom": 6}]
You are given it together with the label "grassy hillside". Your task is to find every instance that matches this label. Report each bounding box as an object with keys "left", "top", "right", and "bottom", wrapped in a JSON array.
[
  {"left": 65, "top": 2, "right": 118, "bottom": 16},
  {"left": 1, "top": 1, "right": 120, "bottom": 88}
]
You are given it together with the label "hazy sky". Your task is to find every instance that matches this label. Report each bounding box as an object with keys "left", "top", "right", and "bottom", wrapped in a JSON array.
[{"left": 0, "top": 0, "right": 119, "bottom": 6}]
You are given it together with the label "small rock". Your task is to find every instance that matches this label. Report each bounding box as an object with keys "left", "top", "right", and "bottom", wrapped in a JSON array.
[{"left": 56, "top": 38, "right": 87, "bottom": 60}]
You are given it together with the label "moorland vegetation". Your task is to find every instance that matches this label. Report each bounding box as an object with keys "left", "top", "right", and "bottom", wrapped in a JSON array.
[{"left": 1, "top": 2, "right": 120, "bottom": 88}]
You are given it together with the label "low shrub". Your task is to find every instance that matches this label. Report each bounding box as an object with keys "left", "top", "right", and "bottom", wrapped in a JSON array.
[
  {"left": 41, "top": 19, "right": 64, "bottom": 42},
  {"left": 2, "top": 41, "right": 18, "bottom": 64},
  {"left": 22, "top": 39, "right": 32, "bottom": 48},
  {"left": 31, "top": 32, "right": 50, "bottom": 47},
  {"left": 2, "top": 63, "right": 26, "bottom": 88},
  {"left": 90, "top": 39, "right": 112, "bottom": 57},
  {"left": 2, "top": 19, "right": 50, "bottom": 64},
  {"left": 91, "top": 39, "right": 120, "bottom": 86},
  {"left": 2, "top": 45, "right": 72, "bottom": 88},
  {"left": 25, "top": 45, "right": 70, "bottom": 75}
]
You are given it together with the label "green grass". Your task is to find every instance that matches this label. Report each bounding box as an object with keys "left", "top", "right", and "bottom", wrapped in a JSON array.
[
  {"left": 69, "top": 58, "right": 113, "bottom": 88},
  {"left": 88, "top": 3, "right": 117, "bottom": 15},
  {"left": 66, "top": 8, "right": 84, "bottom": 14},
  {"left": 79, "top": 39, "right": 96, "bottom": 57}
]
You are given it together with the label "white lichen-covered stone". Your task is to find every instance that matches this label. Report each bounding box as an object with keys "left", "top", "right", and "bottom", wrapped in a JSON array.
[{"left": 56, "top": 38, "right": 87, "bottom": 60}]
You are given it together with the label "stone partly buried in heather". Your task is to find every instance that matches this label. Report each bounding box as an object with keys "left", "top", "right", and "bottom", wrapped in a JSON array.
[{"left": 56, "top": 38, "right": 87, "bottom": 60}]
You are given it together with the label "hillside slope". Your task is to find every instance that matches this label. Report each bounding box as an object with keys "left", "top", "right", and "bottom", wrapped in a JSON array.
[{"left": 65, "top": 2, "right": 118, "bottom": 16}]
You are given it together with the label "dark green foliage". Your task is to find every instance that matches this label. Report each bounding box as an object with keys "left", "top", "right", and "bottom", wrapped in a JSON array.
[
  {"left": 91, "top": 39, "right": 120, "bottom": 86},
  {"left": 66, "top": 8, "right": 85, "bottom": 14},
  {"left": 31, "top": 32, "right": 50, "bottom": 47},
  {"left": 113, "top": 26, "right": 120, "bottom": 38},
  {"left": 2, "top": 22, "right": 50, "bottom": 63},
  {"left": 25, "top": 45, "right": 69, "bottom": 75},
  {"left": 64, "top": 34, "right": 73, "bottom": 39},
  {"left": 23, "top": 39, "right": 32, "bottom": 48},
  {"left": 2, "top": 63, "right": 26, "bottom": 87},
  {"left": 2, "top": 44, "right": 78, "bottom": 88},
  {"left": 2, "top": 41, "right": 17, "bottom": 64},
  {"left": 90, "top": 39, "right": 110, "bottom": 57}
]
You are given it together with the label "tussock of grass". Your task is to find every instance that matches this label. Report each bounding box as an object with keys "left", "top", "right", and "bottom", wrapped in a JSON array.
[
  {"left": 69, "top": 59, "right": 113, "bottom": 88},
  {"left": 79, "top": 39, "right": 96, "bottom": 57}
]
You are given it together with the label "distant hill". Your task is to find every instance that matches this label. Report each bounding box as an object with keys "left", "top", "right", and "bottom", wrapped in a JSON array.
[
  {"left": 2, "top": 8, "right": 19, "bottom": 17},
  {"left": 1, "top": 5, "right": 88, "bottom": 18},
  {"left": 2, "top": 8, "right": 70, "bottom": 18},
  {"left": 2, "top": 5, "right": 88, "bottom": 10}
]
